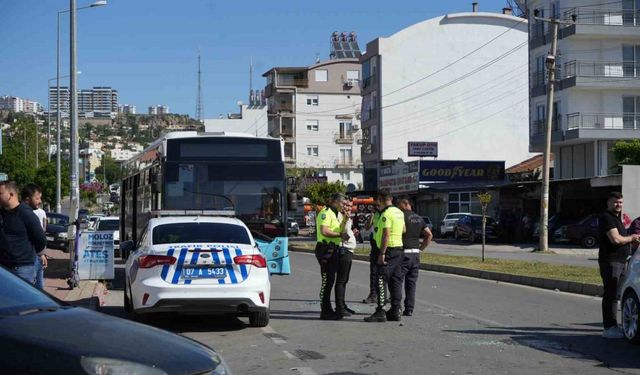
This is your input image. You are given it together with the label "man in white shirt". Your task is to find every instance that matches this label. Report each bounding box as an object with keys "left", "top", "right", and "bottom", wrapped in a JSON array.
[
  {"left": 334, "top": 198, "right": 358, "bottom": 317},
  {"left": 21, "top": 184, "right": 48, "bottom": 289}
]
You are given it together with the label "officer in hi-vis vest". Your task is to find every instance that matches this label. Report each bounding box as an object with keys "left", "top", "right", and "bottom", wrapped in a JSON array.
[
  {"left": 365, "top": 189, "right": 406, "bottom": 323},
  {"left": 315, "top": 193, "right": 350, "bottom": 320}
]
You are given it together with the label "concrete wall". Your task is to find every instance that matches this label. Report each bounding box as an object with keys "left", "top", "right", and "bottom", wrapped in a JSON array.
[
  {"left": 371, "top": 12, "right": 532, "bottom": 168},
  {"left": 204, "top": 105, "right": 268, "bottom": 137},
  {"left": 623, "top": 165, "right": 640, "bottom": 221}
]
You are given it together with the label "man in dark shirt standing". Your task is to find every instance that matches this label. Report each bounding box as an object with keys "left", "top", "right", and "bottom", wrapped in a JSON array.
[
  {"left": 0, "top": 181, "right": 47, "bottom": 284},
  {"left": 397, "top": 199, "right": 432, "bottom": 316},
  {"left": 598, "top": 192, "right": 639, "bottom": 339}
]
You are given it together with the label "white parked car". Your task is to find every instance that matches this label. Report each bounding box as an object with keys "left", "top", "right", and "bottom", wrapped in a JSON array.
[
  {"left": 93, "top": 216, "right": 120, "bottom": 254},
  {"left": 439, "top": 213, "right": 472, "bottom": 238},
  {"left": 123, "top": 215, "right": 271, "bottom": 327},
  {"left": 619, "top": 251, "right": 640, "bottom": 344}
]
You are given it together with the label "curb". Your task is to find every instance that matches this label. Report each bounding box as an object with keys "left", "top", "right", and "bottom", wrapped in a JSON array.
[
  {"left": 290, "top": 247, "right": 604, "bottom": 297},
  {"left": 63, "top": 280, "right": 108, "bottom": 310}
]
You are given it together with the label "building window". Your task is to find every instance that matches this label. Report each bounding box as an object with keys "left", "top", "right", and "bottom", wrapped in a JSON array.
[
  {"left": 307, "top": 145, "right": 319, "bottom": 156},
  {"left": 339, "top": 121, "right": 353, "bottom": 137},
  {"left": 346, "top": 70, "right": 359, "bottom": 80},
  {"left": 339, "top": 148, "right": 353, "bottom": 164},
  {"left": 306, "top": 95, "right": 319, "bottom": 106},
  {"left": 448, "top": 192, "right": 481, "bottom": 214},
  {"left": 315, "top": 70, "right": 328, "bottom": 82},
  {"left": 339, "top": 171, "right": 350, "bottom": 181},
  {"left": 306, "top": 119, "right": 319, "bottom": 131}
]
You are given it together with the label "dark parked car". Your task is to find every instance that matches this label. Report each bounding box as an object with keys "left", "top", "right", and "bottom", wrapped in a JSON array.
[
  {"left": 564, "top": 214, "right": 599, "bottom": 248},
  {"left": 454, "top": 215, "right": 499, "bottom": 242},
  {"left": 532, "top": 215, "right": 580, "bottom": 242},
  {"left": 0, "top": 266, "right": 231, "bottom": 374},
  {"left": 45, "top": 213, "right": 70, "bottom": 250}
]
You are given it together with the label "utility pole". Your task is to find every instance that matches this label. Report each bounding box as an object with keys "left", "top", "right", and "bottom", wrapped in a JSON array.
[
  {"left": 195, "top": 49, "right": 203, "bottom": 124},
  {"left": 69, "top": 0, "right": 80, "bottom": 235},
  {"left": 534, "top": 10, "right": 574, "bottom": 252}
]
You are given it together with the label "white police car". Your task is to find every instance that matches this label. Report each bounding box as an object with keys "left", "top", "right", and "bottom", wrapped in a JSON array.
[{"left": 123, "top": 213, "right": 271, "bottom": 327}]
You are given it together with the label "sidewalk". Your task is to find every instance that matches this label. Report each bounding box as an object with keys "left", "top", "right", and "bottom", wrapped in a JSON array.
[{"left": 43, "top": 248, "right": 107, "bottom": 310}]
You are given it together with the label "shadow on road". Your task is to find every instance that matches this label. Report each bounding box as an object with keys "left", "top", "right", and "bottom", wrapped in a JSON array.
[{"left": 445, "top": 324, "right": 640, "bottom": 370}]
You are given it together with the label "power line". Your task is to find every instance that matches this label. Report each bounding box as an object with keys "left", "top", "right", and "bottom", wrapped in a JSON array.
[{"left": 383, "top": 17, "right": 527, "bottom": 97}]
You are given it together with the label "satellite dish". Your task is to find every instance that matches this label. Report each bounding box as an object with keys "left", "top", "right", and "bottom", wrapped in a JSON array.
[{"left": 346, "top": 183, "right": 356, "bottom": 193}]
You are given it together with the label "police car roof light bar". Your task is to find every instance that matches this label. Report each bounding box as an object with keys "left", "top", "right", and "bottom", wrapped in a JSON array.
[{"left": 150, "top": 210, "right": 236, "bottom": 217}]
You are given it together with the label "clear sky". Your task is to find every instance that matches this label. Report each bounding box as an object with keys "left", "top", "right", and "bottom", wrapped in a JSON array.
[{"left": 0, "top": 0, "right": 515, "bottom": 118}]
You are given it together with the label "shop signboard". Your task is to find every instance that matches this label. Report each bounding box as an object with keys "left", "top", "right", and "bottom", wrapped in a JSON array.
[
  {"left": 378, "top": 160, "right": 419, "bottom": 194},
  {"left": 419, "top": 161, "right": 505, "bottom": 183},
  {"left": 408, "top": 141, "right": 438, "bottom": 157},
  {"left": 77, "top": 231, "right": 115, "bottom": 280}
]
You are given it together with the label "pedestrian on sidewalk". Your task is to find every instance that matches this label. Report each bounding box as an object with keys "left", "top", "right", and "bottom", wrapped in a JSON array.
[
  {"left": 315, "top": 193, "right": 350, "bottom": 320},
  {"left": 365, "top": 189, "right": 406, "bottom": 323},
  {"left": 21, "top": 184, "right": 48, "bottom": 289},
  {"left": 334, "top": 198, "right": 357, "bottom": 317},
  {"left": 598, "top": 192, "right": 639, "bottom": 339},
  {"left": 0, "top": 181, "right": 47, "bottom": 284},
  {"left": 397, "top": 199, "right": 433, "bottom": 317}
]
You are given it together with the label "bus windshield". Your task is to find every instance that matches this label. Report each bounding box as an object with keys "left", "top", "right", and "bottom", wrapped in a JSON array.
[{"left": 163, "top": 162, "right": 284, "bottom": 231}]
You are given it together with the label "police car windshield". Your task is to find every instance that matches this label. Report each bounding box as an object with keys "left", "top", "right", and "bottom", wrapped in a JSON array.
[
  {"left": 153, "top": 223, "right": 252, "bottom": 245},
  {"left": 97, "top": 220, "right": 119, "bottom": 231}
]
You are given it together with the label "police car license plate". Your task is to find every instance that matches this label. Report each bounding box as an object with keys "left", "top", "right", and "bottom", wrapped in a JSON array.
[
  {"left": 46, "top": 236, "right": 54, "bottom": 242},
  {"left": 183, "top": 267, "right": 227, "bottom": 279}
]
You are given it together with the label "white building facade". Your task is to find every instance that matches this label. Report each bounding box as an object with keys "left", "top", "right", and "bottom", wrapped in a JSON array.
[
  {"left": 0, "top": 96, "right": 42, "bottom": 114},
  {"left": 204, "top": 102, "right": 268, "bottom": 137},
  {"left": 520, "top": 0, "right": 640, "bottom": 179},
  {"left": 359, "top": 10, "right": 532, "bottom": 189},
  {"left": 263, "top": 59, "right": 363, "bottom": 188}
]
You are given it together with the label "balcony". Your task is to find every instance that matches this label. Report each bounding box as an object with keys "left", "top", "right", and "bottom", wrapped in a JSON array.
[
  {"left": 334, "top": 131, "right": 354, "bottom": 144},
  {"left": 567, "top": 112, "right": 640, "bottom": 130},
  {"left": 268, "top": 102, "right": 295, "bottom": 114},
  {"left": 530, "top": 70, "right": 547, "bottom": 97},
  {"left": 276, "top": 75, "right": 308, "bottom": 88},
  {"left": 530, "top": 116, "right": 562, "bottom": 136},
  {"left": 561, "top": 8, "right": 640, "bottom": 39},
  {"left": 561, "top": 60, "right": 640, "bottom": 89},
  {"left": 334, "top": 158, "right": 362, "bottom": 169}
]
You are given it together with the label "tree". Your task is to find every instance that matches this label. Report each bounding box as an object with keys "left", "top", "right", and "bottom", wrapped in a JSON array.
[
  {"left": 94, "top": 156, "right": 122, "bottom": 186},
  {"left": 286, "top": 167, "right": 319, "bottom": 178},
  {"left": 612, "top": 140, "right": 640, "bottom": 173},
  {"left": 305, "top": 181, "right": 346, "bottom": 207}
]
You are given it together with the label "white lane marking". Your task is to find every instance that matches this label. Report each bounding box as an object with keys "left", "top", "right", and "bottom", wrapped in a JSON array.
[
  {"left": 283, "top": 350, "right": 297, "bottom": 359},
  {"left": 290, "top": 367, "right": 318, "bottom": 375},
  {"left": 262, "top": 325, "right": 287, "bottom": 345}
]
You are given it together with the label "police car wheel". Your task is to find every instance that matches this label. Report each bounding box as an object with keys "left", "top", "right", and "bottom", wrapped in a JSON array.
[
  {"left": 249, "top": 309, "right": 270, "bottom": 327},
  {"left": 124, "top": 283, "right": 132, "bottom": 313}
]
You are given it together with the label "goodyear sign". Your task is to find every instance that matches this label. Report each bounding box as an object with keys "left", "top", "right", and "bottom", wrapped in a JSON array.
[
  {"left": 78, "top": 231, "right": 115, "bottom": 280},
  {"left": 419, "top": 161, "right": 505, "bottom": 183}
]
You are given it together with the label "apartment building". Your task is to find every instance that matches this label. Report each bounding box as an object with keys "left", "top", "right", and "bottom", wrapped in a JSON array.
[
  {"left": 0, "top": 96, "right": 42, "bottom": 114},
  {"left": 148, "top": 105, "right": 169, "bottom": 115},
  {"left": 118, "top": 104, "right": 136, "bottom": 115},
  {"left": 520, "top": 0, "right": 640, "bottom": 179},
  {"left": 48, "top": 86, "right": 117, "bottom": 118},
  {"left": 263, "top": 32, "right": 363, "bottom": 187},
  {"left": 204, "top": 94, "right": 268, "bottom": 136}
]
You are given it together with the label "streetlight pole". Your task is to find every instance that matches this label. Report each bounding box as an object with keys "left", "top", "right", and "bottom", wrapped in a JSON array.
[
  {"left": 70, "top": 0, "right": 79, "bottom": 230},
  {"left": 56, "top": 0, "right": 106, "bottom": 214}
]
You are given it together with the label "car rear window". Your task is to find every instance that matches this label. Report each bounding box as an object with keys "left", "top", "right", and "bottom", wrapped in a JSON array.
[
  {"left": 97, "top": 220, "right": 119, "bottom": 231},
  {"left": 153, "top": 223, "right": 252, "bottom": 245},
  {"left": 447, "top": 214, "right": 466, "bottom": 220}
]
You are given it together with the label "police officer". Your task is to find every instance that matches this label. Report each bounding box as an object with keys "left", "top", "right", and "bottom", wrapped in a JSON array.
[
  {"left": 365, "top": 189, "right": 406, "bottom": 323},
  {"left": 397, "top": 199, "right": 432, "bottom": 316},
  {"left": 362, "top": 206, "right": 381, "bottom": 304},
  {"left": 315, "top": 193, "right": 350, "bottom": 320}
]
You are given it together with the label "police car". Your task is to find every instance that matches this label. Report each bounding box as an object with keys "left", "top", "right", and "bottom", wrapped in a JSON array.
[{"left": 123, "top": 211, "right": 272, "bottom": 327}]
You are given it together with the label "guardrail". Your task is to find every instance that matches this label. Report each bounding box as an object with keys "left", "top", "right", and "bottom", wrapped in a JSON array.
[
  {"left": 566, "top": 112, "right": 640, "bottom": 130},
  {"left": 563, "top": 8, "right": 639, "bottom": 26},
  {"left": 564, "top": 60, "right": 640, "bottom": 79}
]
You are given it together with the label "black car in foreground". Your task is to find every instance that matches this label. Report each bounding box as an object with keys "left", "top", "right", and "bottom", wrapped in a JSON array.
[
  {"left": 0, "top": 266, "right": 231, "bottom": 375},
  {"left": 45, "top": 213, "right": 70, "bottom": 250}
]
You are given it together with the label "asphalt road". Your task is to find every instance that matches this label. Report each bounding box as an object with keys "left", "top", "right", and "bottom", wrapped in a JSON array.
[{"left": 101, "top": 253, "right": 639, "bottom": 375}]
